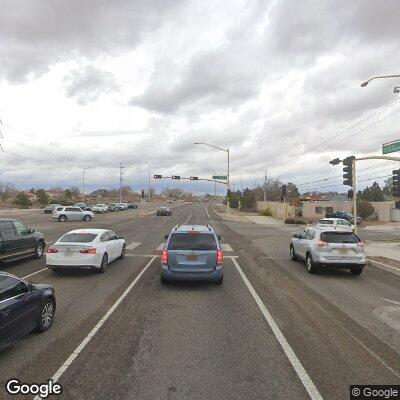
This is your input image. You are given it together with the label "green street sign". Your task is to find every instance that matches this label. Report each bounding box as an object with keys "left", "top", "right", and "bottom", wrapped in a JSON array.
[
  {"left": 383, "top": 141, "right": 400, "bottom": 154},
  {"left": 212, "top": 175, "right": 227, "bottom": 180}
]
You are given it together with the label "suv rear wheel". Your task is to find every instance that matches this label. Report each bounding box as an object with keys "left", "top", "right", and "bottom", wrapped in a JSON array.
[
  {"left": 306, "top": 253, "right": 318, "bottom": 274},
  {"left": 83, "top": 215, "right": 91, "bottom": 222},
  {"left": 58, "top": 215, "right": 67, "bottom": 222},
  {"left": 289, "top": 245, "right": 298, "bottom": 261}
]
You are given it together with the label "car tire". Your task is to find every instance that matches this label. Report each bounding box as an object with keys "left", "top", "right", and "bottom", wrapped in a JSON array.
[
  {"left": 350, "top": 266, "right": 363, "bottom": 276},
  {"left": 289, "top": 245, "right": 298, "bottom": 261},
  {"left": 83, "top": 215, "right": 91, "bottom": 222},
  {"left": 99, "top": 254, "right": 108, "bottom": 273},
  {"left": 35, "top": 241, "right": 45, "bottom": 259},
  {"left": 306, "top": 253, "right": 318, "bottom": 274},
  {"left": 216, "top": 275, "right": 223, "bottom": 285},
  {"left": 161, "top": 275, "right": 168, "bottom": 284},
  {"left": 118, "top": 244, "right": 126, "bottom": 260},
  {"left": 36, "top": 299, "right": 55, "bottom": 333},
  {"left": 58, "top": 215, "right": 67, "bottom": 222}
]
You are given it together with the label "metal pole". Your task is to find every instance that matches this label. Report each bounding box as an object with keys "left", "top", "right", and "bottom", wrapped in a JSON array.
[
  {"left": 263, "top": 172, "right": 267, "bottom": 202},
  {"left": 82, "top": 170, "right": 85, "bottom": 204},
  {"left": 352, "top": 158, "right": 357, "bottom": 235},
  {"left": 148, "top": 171, "right": 151, "bottom": 201},
  {"left": 119, "top": 162, "right": 123, "bottom": 203},
  {"left": 227, "top": 148, "right": 230, "bottom": 213}
]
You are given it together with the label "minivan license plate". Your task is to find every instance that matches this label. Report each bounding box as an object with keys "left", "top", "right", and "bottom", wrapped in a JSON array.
[
  {"left": 339, "top": 248, "right": 348, "bottom": 255},
  {"left": 187, "top": 255, "right": 198, "bottom": 261}
]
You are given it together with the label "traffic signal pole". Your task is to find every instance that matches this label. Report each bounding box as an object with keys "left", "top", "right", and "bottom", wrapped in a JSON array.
[{"left": 352, "top": 158, "right": 358, "bottom": 234}]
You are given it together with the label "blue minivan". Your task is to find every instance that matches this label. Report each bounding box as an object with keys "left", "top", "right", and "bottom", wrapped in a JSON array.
[{"left": 161, "top": 225, "right": 224, "bottom": 284}]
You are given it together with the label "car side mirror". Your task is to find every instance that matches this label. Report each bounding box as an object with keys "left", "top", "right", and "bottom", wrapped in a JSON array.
[
  {"left": 293, "top": 234, "right": 299, "bottom": 238},
  {"left": 164, "top": 234, "right": 169, "bottom": 239},
  {"left": 217, "top": 234, "right": 222, "bottom": 240}
]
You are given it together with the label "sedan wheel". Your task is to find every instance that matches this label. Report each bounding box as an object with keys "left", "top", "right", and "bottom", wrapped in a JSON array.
[
  {"left": 118, "top": 244, "right": 126, "bottom": 260},
  {"left": 83, "top": 215, "right": 91, "bottom": 222},
  {"left": 37, "top": 300, "right": 55, "bottom": 332},
  {"left": 289, "top": 245, "right": 297, "bottom": 261},
  {"left": 99, "top": 254, "right": 108, "bottom": 273}
]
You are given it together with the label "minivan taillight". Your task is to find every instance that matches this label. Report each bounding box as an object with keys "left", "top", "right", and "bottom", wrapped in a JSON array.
[
  {"left": 46, "top": 247, "right": 58, "bottom": 253},
  {"left": 161, "top": 250, "right": 168, "bottom": 265},
  {"left": 216, "top": 249, "right": 224, "bottom": 265},
  {"left": 79, "top": 248, "right": 96, "bottom": 254}
]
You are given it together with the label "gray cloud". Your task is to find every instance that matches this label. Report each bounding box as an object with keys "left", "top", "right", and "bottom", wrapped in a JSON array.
[{"left": 63, "top": 66, "right": 119, "bottom": 104}]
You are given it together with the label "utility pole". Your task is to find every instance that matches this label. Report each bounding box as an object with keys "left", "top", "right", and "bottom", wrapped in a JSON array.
[
  {"left": 119, "top": 162, "right": 125, "bottom": 203},
  {"left": 352, "top": 158, "right": 357, "bottom": 234},
  {"left": 263, "top": 171, "right": 267, "bottom": 202},
  {"left": 82, "top": 166, "right": 93, "bottom": 204},
  {"left": 148, "top": 170, "right": 151, "bottom": 201}
]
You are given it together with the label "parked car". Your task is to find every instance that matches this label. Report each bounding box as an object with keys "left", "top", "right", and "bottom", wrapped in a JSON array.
[
  {"left": 116, "top": 203, "right": 128, "bottom": 210},
  {"left": 0, "top": 272, "right": 56, "bottom": 351},
  {"left": 107, "top": 204, "right": 117, "bottom": 212},
  {"left": 127, "top": 203, "right": 138, "bottom": 209},
  {"left": 52, "top": 206, "right": 94, "bottom": 222},
  {"left": 46, "top": 229, "right": 126, "bottom": 273},
  {"left": 161, "top": 224, "right": 223, "bottom": 284},
  {"left": 75, "top": 203, "right": 86, "bottom": 210},
  {"left": 92, "top": 204, "right": 108, "bottom": 213},
  {"left": 167, "top": 199, "right": 174, "bottom": 204},
  {"left": 290, "top": 227, "right": 366, "bottom": 275},
  {"left": 325, "top": 211, "right": 362, "bottom": 225},
  {"left": 0, "top": 219, "right": 46, "bottom": 262},
  {"left": 44, "top": 204, "right": 62, "bottom": 214},
  {"left": 316, "top": 218, "right": 354, "bottom": 232},
  {"left": 157, "top": 207, "right": 172, "bottom": 216},
  {"left": 85, "top": 205, "right": 93, "bottom": 211}
]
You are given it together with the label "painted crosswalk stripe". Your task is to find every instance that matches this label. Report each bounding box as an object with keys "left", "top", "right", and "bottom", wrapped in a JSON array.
[
  {"left": 221, "top": 243, "right": 233, "bottom": 252},
  {"left": 126, "top": 242, "right": 141, "bottom": 250},
  {"left": 156, "top": 243, "right": 166, "bottom": 251}
]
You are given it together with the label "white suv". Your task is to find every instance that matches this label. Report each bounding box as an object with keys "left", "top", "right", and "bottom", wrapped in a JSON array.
[
  {"left": 92, "top": 204, "right": 108, "bottom": 213},
  {"left": 290, "top": 227, "right": 366, "bottom": 275},
  {"left": 52, "top": 206, "right": 94, "bottom": 222}
]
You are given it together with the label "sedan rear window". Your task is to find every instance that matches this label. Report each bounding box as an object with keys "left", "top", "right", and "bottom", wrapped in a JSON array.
[
  {"left": 319, "top": 220, "right": 333, "bottom": 225},
  {"left": 320, "top": 232, "right": 360, "bottom": 243},
  {"left": 167, "top": 233, "right": 217, "bottom": 250},
  {"left": 59, "top": 233, "right": 97, "bottom": 243}
]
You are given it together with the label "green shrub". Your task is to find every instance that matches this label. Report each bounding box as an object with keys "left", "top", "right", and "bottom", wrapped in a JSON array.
[
  {"left": 284, "top": 217, "right": 306, "bottom": 225},
  {"left": 13, "top": 192, "right": 33, "bottom": 208},
  {"left": 259, "top": 208, "right": 272, "bottom": 216}
]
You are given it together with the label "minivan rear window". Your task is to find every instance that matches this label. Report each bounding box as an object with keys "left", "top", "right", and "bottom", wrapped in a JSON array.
[
  {"left": 320, "top": 232, "right": 359, "bottom": 243},
  {"left": 59, "top": 233, "right": 97, "bottom": 243},
  {"left": 167, "top": 232, "right": 217, "bottom": 250}
]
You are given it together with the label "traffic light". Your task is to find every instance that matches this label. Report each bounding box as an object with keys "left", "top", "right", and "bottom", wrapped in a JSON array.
[
  {"left": 281, "top": 184, "right": 287, "bottom": 201},
  {"left": 141, "top": 189, "right": 145, "bottom": 199},
  {"left": 342, "top": 156, "right": 355, "bottom": 186},
  {"left": 329, "top": 158, "right": 340, "bottom": 165},
  {"left": 171, "top": 175, "right": 180, "bottom": 180},
  {"left": 154, "top": 174, "right": 162, "bottom": 179},
  {"left": 190, "top": 176, "right": 198, "bottom": 180},
  {"left": 393, "top": 169, "right": 400, "bottom": 197},
  {"left": 347, "top": 189, "right": 353, "bottom": 199}
]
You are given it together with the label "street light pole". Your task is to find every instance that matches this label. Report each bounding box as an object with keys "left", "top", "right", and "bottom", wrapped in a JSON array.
[
  {"left": 194, "top": 142, "right": 230, "bottom": 212},
  {"left": 361, "top": 74, "right": 400, "bottom": 87},
  {"left": 82, "top": 166, "right": 93, "bottom": 204}
]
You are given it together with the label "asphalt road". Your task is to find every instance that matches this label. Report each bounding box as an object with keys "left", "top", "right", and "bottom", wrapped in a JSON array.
[{"left": 1, "top": 201, "right": 400, "bottom": 400}]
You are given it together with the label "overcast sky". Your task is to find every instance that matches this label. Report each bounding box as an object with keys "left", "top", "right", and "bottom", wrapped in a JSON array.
[{"left": 1, "top": 0, "right": 400, "bottom": 194}]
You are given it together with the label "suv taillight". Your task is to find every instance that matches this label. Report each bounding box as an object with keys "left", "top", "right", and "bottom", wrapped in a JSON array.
[
  {"left": 79, "top": 248, "right": 96, "bottom": 254},
  {"left": 216, "top": 249, "right": 224, "bottom": 265},
  {"left": 357, "top": 241, "right": 365, "bottom": 248},
  {"left": 46, "top": 247, "right": 58, "bottom": 253},
  {"left": 161, "top": 250, "right": 168, "bottom": 265}
]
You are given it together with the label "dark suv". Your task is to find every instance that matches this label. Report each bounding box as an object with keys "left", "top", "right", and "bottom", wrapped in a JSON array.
[
  {"left": 0, "top": 272, "right": 56, "bottom": 351},
  {"left": 0, "top": 219, "right": 45, "bottom": 262},
  {"left": 161, "top": 225, "right": 223, "bottom": 284}
]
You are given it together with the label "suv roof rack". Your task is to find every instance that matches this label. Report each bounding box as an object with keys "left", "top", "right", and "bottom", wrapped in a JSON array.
[{"left": 173, "top": 224, "right": 180, "bottom": 231}]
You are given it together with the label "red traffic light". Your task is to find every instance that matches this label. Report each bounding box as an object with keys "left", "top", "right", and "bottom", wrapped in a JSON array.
[
  {"left": 172, "top": 175, "right": 180, "bottom": 180},
  {"left": 190, "top": 176, "right": 198, "bottom": 180},
  {"left": 154, "top": 174, "right": 162, "bottom": 179}
]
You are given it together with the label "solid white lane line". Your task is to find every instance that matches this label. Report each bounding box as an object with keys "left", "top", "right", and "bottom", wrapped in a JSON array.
[
  {"left": 156, "top": 243, "right": 166, "bottom": 251},
  {"left": 368, "top": 259, "right": 400, "bottom": 277},
  {"left": 22, "top": 268, "right": 48, "bottom": 280},
  {"left": 206, "top": 206, "right": 210, "bottom": 219},
  {"left": 221, "top": 243, "right": 233, "bottom": 252},
  {"left": 34, "top": 256, "right": 157, "bottom": 399},
  {"left": 126, "top": 242, "right": 141, "bottom": 250},
  {"left": 231, "top": 257, "right": 324, "bottom": 400}
]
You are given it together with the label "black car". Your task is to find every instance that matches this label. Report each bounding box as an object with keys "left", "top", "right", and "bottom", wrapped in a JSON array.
[
  {"left": 0, "top": 219, "right": 45, "bottom": 262},
  {"left": 43, "top": 204, "right": 62, "bottom": 214},
  {"left": 0, "top": 272, "right": 56, "bottom": 350},
  {"left": 157, "top": 207, "right": 172, "bottom": 216},
  {"left": 107, "top": 204, "right": 117, "bottom": 212},
  {"left": 127, "top": 203, "right": 138, "bottom": 209}
]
